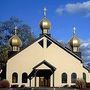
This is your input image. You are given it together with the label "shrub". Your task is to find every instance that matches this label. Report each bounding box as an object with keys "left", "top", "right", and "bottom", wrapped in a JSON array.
[
  {"left": 86, "top": 83, "right": 90, "bottom": 88},
  {"left": 20, "top": 84, "right": 25, "bottom": 88},
  {"left": 0, "top": 79, "right": 10, "bottom": 88},
  {"left": 11, "top": 84, "right": 18, "bottom": 88},
  {"left": 70, "top": 85, "right": 76, "bottom": 88},
  {"left": 63, "top": 84, "right": 69, "bottom": 87},
  {"left": 76, "top": 78, "right": 86, "bottom": 88}
]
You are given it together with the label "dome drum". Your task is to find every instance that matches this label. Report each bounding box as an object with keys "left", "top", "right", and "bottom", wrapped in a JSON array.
[{"left": 12, "top": 46, "right": 20, "bottom": 51}]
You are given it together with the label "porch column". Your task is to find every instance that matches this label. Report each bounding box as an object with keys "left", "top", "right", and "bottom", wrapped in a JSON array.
[
  {"left": 35, "top": 72, "right": 37, "bottom": 87},
  {"left": 35, "top": 76, "right": 36, "bottom": 87},
  {"left": 29, "top": 79, "right": 31, "bottom": 87},
  {"left": 53, "top": 72, "right": 54, "bottom": 87}
]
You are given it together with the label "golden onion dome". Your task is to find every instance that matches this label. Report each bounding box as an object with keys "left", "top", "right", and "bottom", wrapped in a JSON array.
[
  {"left": 40, "top": 18, "right": 51, "bottom": 30},
  {"left": 40, "top": 7, "right": 51, "bottom": 31},
  {"left": 9, "top": 35, "right": 22, "bottom": 47},
  {"left": 9, "top": 26, "right": 22, "bottom": 47},
  {"left": 69, "top": 36, "right": 80, "bottom": 47},
  {"left": 69, "top": 27, "right": 80, "bottom": 47}
]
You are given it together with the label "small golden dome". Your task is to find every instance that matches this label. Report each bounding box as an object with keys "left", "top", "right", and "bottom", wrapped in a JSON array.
[
  {"left": 9, "top": 35, "right": 22, "bottom": 47},
  {"left": 40, "top": 7, "right": 51, "bottom": 31},
  {"left": 69, "top": 35, "right": 80, "bottom": 47},
  {"left": 9, "top": 26, "right": 22, "bottom": 47},
  {"left": 69, "top": 27, "right": 80, "bottom": 47},
  {"left": 40, "top": 18, "right": 51, "bottom": 30}
]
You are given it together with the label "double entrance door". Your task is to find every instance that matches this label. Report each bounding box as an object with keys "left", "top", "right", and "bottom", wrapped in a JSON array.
[{"left": 39, "top": 77, "right": 50, "bottom": 87}]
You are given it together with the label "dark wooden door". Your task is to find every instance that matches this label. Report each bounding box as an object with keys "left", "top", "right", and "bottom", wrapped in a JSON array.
[
  {"left": 39, "top": 77, "right": 50, "bottom": 87},
  {"left": 39, "top": 77, "right": 44, "bottom": 87},
  {"left": 44, "top": 77, "right": 50, "bottom": 87}
]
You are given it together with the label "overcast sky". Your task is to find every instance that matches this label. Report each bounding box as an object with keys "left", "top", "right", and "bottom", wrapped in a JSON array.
[{"left": 0, "top": 0, "right": 90, "bottom": 64}]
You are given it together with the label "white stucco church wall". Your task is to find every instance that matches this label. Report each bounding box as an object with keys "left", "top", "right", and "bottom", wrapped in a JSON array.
[{"left": 7, "top": 36, "right": 90, "bottom": 87}]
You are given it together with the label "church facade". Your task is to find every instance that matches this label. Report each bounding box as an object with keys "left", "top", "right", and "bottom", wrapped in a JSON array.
[{"left": 6, "top": 8, "right": 90, "bottom": 87}]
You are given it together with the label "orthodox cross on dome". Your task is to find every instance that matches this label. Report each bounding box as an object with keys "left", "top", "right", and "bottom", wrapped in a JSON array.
[
  {"left": 43, "top": 7, "right": 47, "bottom": 18},
  {"left": 15, "top": 26, "right": 18, "bottom": 35},
  {"left": 73, "top": 27, "right": 76, "bottom": 36}
]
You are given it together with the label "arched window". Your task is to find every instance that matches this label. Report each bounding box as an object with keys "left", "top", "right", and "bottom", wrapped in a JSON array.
[
  {"left": 12, "top": 72, "right": 18, "bottom": 83},
  {"left": 62, "top": 73, "right": 67, "bottom": 83},
  {"left": 71, "top": 73, "right": 77, "bottom": 83},
  {"left": 83, "top": 73, "right": 86, "bottom": 81},
  {"left": 22, "top": 72, "right": 28, "bottom": 83}
]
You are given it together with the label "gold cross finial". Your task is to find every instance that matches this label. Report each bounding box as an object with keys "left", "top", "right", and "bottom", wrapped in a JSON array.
[
  {"left": 44, "top": 7, "right": 47, "bottom": 17},
  {"left": 73, "top": 27, "right": 76, "bottom": 35},
  {"left": 15, "top": 26, "right": 18, "bottom": 35}
]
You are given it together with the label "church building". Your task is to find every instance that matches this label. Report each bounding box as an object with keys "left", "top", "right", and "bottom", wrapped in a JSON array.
[{"left": 6, "top": 8, "right": 90, "bottom": 87}]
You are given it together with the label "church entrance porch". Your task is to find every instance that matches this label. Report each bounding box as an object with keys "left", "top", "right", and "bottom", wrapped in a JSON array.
[{"left": 28, "top": 60, "right": 56, "bottom": 87}]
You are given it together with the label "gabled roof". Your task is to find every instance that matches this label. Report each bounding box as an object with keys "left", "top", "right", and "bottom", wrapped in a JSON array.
[
  {"left": 33, "top": 60, "right": 56, "bottom": 71},
  {"left": 8, "top": 34, "right": 83, "bottom": 63},
  {"left": 28, "top": 60, "right": 56, "bottom": 79},
  {"left": 42, "top": 34, "right": 83, "bottom": 63},
  {"left": 8, "top": 34, "right": 89, "bottom": 71}
]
